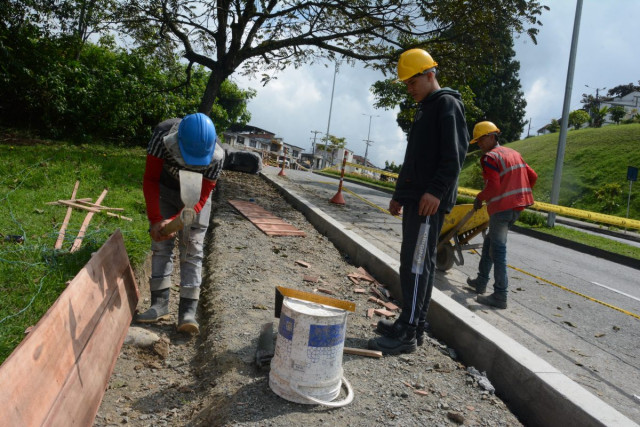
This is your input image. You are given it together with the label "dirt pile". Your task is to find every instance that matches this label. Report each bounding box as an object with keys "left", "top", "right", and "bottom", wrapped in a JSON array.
[{"left": 95, "top": 170, "right": 522, "bottom": 426}]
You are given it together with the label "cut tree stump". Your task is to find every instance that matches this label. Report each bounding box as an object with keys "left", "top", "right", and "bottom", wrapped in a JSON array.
[{"left": 0, "top": 230, "right": 139, "bottom": 426}]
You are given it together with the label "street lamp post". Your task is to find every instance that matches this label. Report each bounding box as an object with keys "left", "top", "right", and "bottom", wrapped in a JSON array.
[
  {"left": 323, "top": 63, "right": 339, "bottom": 168},
  {"left": 547, "top": 0, "right": 583, "bottom": 227},
  {"left": 362, "top": 113, "right": 379, "bottom": 168}
]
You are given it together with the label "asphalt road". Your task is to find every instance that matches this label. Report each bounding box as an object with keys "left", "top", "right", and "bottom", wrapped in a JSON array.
[{"left": 261, "top": 166, "right": 640, "bottom": 421}]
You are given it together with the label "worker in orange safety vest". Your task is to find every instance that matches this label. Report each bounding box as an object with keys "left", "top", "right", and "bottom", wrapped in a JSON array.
[{"left": 466, "top": 121, "right": 537, "bottom": 309}]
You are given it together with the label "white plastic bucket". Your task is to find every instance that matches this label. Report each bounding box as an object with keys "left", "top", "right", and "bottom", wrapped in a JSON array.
[{"left": 269, "top": 297, "right": 353, "bottom": 407}]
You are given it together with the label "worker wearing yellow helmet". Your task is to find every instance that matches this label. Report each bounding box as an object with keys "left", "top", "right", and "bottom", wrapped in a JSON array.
[
  {"left": 369, "top": 48, "right": 469, "bottom": 355},
  {"left": 467, "top": 121, "right": 538, "bottom": 309}
]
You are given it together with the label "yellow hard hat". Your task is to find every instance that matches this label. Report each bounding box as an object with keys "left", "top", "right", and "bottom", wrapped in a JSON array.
[
  {"left": 470, "top": 121, "right": 501, "bottom": 144},
  {"left": 397, "top": 49, "right": 438, "bottom": 82}
]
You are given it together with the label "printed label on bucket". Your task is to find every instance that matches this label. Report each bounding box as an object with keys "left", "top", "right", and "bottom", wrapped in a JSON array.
[
  {"left": 308, "top": 324, "right": 344, "bottom": 347},
  {"left": 278, "top": 314, "right": 295, "bottom": 340}
]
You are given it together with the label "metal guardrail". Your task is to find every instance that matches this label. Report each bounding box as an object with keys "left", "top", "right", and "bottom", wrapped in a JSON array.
[
  {"left": 320, "top": 165, "right": 640, "bottom": 231},
  {"left": 457, "top": 187, "right": 640, "bottom": 231}
]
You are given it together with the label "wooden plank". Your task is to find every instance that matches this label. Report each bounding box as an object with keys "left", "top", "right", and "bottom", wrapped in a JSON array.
[
  {"left": 71, "top": 189, "right": 108, "bottom": 252},
  {"left": 54, "top": 181, "right": 79, "bottom": 250},
  {"left": 44, "top": 263, "right": 138, "bottom": 425},
  {"left": 0, "top": 230, "right": 139, "bottom": 426}
]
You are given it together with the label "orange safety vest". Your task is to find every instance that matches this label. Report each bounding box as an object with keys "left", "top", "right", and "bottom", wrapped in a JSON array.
[{"left": 481, "top": 146, "right": 535, "bottom": 215}]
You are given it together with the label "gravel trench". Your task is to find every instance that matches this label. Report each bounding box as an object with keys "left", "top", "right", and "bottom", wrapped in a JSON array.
[{"left": 95, "top": 170, "right": 522, "bottom": 426}]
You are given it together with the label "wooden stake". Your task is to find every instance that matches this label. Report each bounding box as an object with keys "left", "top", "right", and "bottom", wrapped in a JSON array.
[
  {"left": 56, "top": 200, "right": 100, "bottom": 213},
  {"left": 104, "top": 212, "right": 133, "bottom": 221},
  {"left": 54, "top": 181, "right": 79, "bottom": 250},
  {"left": 70, "top": 189, "right": 108, "bottom": 253},
  {"left": 343, "top": 347, "right": 383, "bottom": 358}
]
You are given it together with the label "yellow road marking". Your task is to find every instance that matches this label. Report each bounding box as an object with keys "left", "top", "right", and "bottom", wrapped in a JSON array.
[
  {"left": 508, "top": 264, "right": 640, "bottom": 320},
  {"left": 467, "top": 250, "right": 640, "bottom": 320}
]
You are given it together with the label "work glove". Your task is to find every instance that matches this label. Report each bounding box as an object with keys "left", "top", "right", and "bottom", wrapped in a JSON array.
[{"left": 473, "top": 197, "right": 483, "bottom": 211}]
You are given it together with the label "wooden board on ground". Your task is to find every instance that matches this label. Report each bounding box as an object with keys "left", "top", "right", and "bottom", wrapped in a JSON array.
[
  {"left": 0, "top": 230, "right": 139, "bottom": 426},
  {"left": 228, "top": 199, "right": 306, "bottom": 237}
]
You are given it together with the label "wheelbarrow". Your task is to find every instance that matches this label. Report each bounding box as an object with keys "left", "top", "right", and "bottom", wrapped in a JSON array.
[{"left": 436, "top": 204, "right": 489, "bottom": 271}]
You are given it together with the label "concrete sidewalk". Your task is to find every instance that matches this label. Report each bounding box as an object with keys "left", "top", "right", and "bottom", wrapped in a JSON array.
[{"left": 261, "top": 171, "right": 638, "bottom": 427}]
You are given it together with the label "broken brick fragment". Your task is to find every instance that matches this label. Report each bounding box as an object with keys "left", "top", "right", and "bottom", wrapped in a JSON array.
[
  {"left": 374, "top": 308, "right": 395, "bottom": 318},
  {"left": 383, "top": 301, "right": 399, "bottom": 311},
  {"left": 347, "top": 275, "right": 360, "bottom": 285}
]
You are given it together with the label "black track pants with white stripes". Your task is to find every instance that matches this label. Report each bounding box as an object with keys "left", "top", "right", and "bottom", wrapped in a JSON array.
[{"left": 397, "top": 203, "right": 446, "bottom": 327}]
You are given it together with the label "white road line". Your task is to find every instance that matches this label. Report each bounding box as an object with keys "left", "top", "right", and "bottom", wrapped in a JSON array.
[{"left": 590, "top": 281, "right": 640, "bottom": 303}]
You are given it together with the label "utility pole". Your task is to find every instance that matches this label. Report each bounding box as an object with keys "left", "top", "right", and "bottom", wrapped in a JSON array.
[
  {"left": 527, "top": 118, "right": 532, "bottom": 138},
  {"left": 585, "top": 84, "right": 606, "bottom": 116},
  {"left": 362, "top": 113, "right": 379, "bottom": 168},
  {"left": 548, "top": 0, "right": 583, "bottom": 227},
  {"left": 310, "top": 130, "right": 322, "bottom": 170}
]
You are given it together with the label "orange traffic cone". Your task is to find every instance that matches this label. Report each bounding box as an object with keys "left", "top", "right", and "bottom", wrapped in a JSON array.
[
  {"left": 329, "top": 155, "right": 347, "bottom": 205},
  {"left": 278, "top": 149, "right": 287, "bottom": 176},
  {"left": 329, "top": 187, "right": 345, "bottom": 205}
]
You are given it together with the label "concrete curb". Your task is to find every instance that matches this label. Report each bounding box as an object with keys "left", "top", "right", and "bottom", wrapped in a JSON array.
[{"left": 262, "top": 172, "right": 638, "bottom": 427}]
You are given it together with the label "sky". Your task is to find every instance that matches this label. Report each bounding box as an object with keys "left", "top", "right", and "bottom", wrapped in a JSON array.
[{"left": 231, "top": 0, "right": 640, "bottom": 168}]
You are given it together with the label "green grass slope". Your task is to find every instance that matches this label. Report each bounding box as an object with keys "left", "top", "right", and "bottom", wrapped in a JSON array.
[
  {"left": 0, "top": 135, "right": 150, "bottom": 363},
  {"left": 459, "top": 123, "right": 640, "bottom": 220}
]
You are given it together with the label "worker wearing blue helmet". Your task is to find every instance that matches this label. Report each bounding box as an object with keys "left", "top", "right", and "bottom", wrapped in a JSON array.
[{"left": 137, "top": 113, "right": 225, "bottom": 334}]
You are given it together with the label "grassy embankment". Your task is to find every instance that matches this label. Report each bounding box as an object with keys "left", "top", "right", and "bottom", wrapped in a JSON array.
[{"left": 0, "top": 135, "right": 149, "bottom": 363}]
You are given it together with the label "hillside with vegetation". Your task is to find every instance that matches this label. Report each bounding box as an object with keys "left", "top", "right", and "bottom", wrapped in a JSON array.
[{"left": 459, "top": 123, "right": 640, "bottom": 220}]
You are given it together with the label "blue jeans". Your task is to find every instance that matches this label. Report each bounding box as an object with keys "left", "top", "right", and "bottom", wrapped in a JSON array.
[
  {"left": 476, "top": 209, "right": 520, "bottom": 300},
  {"left": 150, "top": 183, "right": 211, "bottom": 300}
]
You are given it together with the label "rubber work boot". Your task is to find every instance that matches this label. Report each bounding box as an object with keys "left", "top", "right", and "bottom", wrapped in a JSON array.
[
  {"left": 416, "top": 323, "right": 427, "bottom": 347},
  {"left": 477, "top": 293, "right": 507, "bottom": 309},
  {"left": 177, "top": 298, "right": 200, "bottom": 334},
  {"left": 134, "top": 289, "right": 170, "bottom": 323},
  {"left": 368, "top": 321, "right": 417, "bottom": 355},
  {"left": 466, "top": 277, "right": 487, "bottom": 294},
  {"left": 377, "top": 319, "right": 427, "bottom": 347}
]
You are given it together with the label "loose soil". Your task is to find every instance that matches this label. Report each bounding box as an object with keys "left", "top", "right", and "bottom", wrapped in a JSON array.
[{"left": 95, "top": 170, "right": 522, "bottom": 426}]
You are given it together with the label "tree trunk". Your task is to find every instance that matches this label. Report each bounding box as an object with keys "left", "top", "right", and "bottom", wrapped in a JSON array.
[{"left": 199, "top": 70, "right": 224, "bottom": 114}]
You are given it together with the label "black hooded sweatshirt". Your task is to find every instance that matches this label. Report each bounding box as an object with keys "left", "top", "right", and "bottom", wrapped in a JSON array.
[{"left": 393, "top": 88, "right": 469, "bottom": 213}]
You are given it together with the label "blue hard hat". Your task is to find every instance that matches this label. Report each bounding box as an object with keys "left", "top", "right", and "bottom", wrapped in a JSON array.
[{"left": 177, "top": 113, "right": 217, "bottom": 166}]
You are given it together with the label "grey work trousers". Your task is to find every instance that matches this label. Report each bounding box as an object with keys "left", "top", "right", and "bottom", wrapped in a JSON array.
[{"left": 149, "top": 183, "right": 211, "bottom": 300}]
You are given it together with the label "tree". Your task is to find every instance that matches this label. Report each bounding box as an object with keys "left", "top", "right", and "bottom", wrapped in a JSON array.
[
  {"left": 384, "top": 160, "right": 402, "bottom": 174},
  {"left": 467, "top": 29, "right": 527, "bottom": 143},
  {"left": 547, "top": 119, "right": 560, "bottom": 133},
  {"left": 370, "top": 1, "right": 545, "bottom": 138},
  {"left": 607, "top": 81, "right": 640, "bottom": 98},
  {"left": 316, "top": 135, "right": 346, "bottom": 166},
  {"left": 568, "top": 110, "right": 590, "bottom": 130},
  {"left": 114, "top": 0, "right": 548, "bottom": 115},
  {"left": 609, "top": 105, "right": 626, "bottom": 124},
  {"left": 589, "top": 106, "right": 609, "bottom": 128}
]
